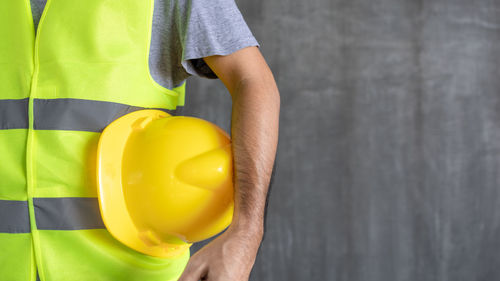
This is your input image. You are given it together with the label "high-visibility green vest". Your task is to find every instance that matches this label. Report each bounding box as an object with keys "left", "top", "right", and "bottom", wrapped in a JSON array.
[{"left": 1, "top": 0, "right": 190, "bottom": 280}]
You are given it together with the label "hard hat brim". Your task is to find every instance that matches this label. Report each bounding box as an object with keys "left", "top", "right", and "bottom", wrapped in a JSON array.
[{"left": 96, "top": 109, "right": 191, "bottom": 258}]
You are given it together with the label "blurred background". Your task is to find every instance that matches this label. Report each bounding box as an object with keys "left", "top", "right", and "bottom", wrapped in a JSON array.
[{"left": 184, "top": 0, "right": 500, "bottom": 280}]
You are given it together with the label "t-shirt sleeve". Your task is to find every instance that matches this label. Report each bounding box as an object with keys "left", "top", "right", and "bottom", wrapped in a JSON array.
[{"left": 174, "top": 0, "right": 260, "bottom": 79}]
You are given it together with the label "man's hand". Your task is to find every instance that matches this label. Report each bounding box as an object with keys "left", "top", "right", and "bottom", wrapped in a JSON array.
[
  {"left": 178, "top": 224, "right": 263, "bottom": 281},
  {"left": 178, "top": 46, "right": 280, "bottom": 280}
]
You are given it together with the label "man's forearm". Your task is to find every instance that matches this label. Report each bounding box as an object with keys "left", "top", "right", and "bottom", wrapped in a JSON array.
[
  {"left": 229, "top": 76, "right": 280, "bottom": 244},
  {"left": 178, "top": 49, "right": 279, "bottom": 281}
]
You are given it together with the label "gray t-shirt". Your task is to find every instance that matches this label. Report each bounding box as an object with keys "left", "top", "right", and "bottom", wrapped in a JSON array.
[{"left": 29, "top": 0, "right": 260, "bottom": 89}]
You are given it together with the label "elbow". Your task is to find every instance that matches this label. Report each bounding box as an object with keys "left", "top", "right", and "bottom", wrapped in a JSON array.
[{"left": 232, "top": 74, "right": 281, "bottom": 106}]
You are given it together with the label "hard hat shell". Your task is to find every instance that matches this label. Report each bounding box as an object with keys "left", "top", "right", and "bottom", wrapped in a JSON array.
[{"left": 97, "top": 109, "right": 234, "bottom": 258}]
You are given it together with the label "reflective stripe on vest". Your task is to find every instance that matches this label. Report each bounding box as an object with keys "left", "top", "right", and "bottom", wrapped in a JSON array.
[
  {"left": 0, "top": 198, "right": 105, "bottom": 233},
  {"left": 0, "top": 98, "right": 178, "bottom": 132},
  {"left": 0, "top": 200, "right": 30, "bottom": 233},
  {"left": 0, "top": 0, "right": 190, "bottom": 280},
  {"left": 33, "top": 197, "right": 105, "bottom": 230},
  {"left": 0, "top": 99, "right": 29, "bottom": 129},
  {"left": 33, "top": 98, "right": 176, "bottom": 132}
]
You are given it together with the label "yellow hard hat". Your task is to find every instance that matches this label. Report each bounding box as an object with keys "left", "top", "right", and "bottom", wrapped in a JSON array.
[{"left": 96, "top": 109, "right": 234, "bottom": 258}]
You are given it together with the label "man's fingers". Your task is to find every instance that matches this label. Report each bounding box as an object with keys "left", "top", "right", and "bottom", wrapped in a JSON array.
[
  {"left": 178, "top": 260, "right": 208, "bottom": 281},
  {"left": 178, "top": 269, "right": 207, "bottom": 281}
]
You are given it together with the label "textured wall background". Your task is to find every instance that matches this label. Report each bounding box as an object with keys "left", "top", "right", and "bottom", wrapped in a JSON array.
[{"left": 185, "top": 0, "right": 500, "bottom": 280}]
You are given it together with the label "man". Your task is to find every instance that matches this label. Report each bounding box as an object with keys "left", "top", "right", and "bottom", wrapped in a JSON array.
[{"left": 2, "top": 0, "right": 279, "bottom": 280}]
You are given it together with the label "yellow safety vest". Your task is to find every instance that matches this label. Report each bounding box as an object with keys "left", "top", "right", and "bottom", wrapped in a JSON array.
[{"left": 0, "top": 0, "right": 190, "bottom": 280}]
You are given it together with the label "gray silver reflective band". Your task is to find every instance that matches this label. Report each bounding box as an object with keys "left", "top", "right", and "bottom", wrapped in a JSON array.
[
  {"left": 0, "top": 198, "right": 106, "bottom": 232},
  {"left": 0, "top": 98, "right": 29, "bottom": 130},
  {"left": 33, "top": 98, "right": 178, "bottom": 132},
  {"left": 33, "top": 197, "right": 105, "bottom": 230},
  {"left": 0, "top": 200, "right": 30, "bottom": 233}
]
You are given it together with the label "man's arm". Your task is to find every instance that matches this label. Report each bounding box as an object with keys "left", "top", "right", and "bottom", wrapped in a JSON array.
[{"left": 178, "top": 46, "right": 280, "bottom": 281}]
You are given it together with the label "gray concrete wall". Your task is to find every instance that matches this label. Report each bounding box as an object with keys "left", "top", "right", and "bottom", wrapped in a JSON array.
[{"left": 185, "top": 0, "right": 500, "bottom": 280}]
